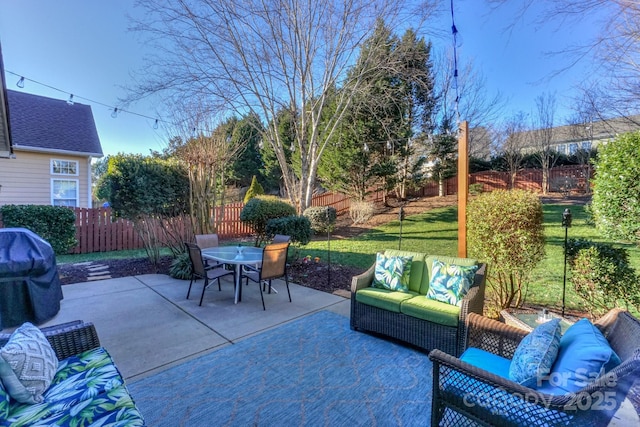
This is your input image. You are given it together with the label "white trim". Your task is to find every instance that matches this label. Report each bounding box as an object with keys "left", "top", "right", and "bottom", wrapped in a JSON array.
[
  {"left": 14, "top": 144, "right": 103, "bottom": 158},
  {"left": 51, "top": 158, "right": 80, "bottom": 176},
  {"left": 51, "top": 178, "right": 79, "bottom": 207}
]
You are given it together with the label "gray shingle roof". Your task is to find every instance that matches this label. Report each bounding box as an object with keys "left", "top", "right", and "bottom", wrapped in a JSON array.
[{"left": 7, "top": 89, "right": 103, "bottom": 156}]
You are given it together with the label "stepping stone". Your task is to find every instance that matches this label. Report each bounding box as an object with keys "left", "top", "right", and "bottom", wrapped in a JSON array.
[
  {"left": 73, "top": 261, "right": 94, "bottom": 266},
  {"left": 87, "top": 275, "right": 112, "bottom": 281},
  {"left": 88, "top": 265, "right": 109, "bottom": 272}
]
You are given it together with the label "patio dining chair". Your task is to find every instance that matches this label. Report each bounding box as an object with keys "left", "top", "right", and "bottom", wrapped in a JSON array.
[
  {"left": 240, "top": 242, "right": 291, "bottom": 310},
  {"left": 271, "top": 234, "right": 291, "bottom": 244},
  {"left": 185, "top": 242, "right": 234, "bottom": 306},
  {"left": 195, "top": 233, "right": 224, "bottom": 269}
]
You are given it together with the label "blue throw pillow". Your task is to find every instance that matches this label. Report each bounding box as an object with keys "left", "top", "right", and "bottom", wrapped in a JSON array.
[
  {"left": 537, "top": 318, "right": 622, "bottom": 394},
  {"left": 509, "top": 318, "right": 561, "bottom": 388},
  {"left": 426, "top": 259, "right": 479, "bottom": 306},
  {"left": 372, "top": 253, "right": 412, "bottom": 292}
]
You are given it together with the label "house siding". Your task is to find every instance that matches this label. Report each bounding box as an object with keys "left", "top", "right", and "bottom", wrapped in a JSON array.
[{"left": 0, "top": 150, "right": 91, "bottom": 208}]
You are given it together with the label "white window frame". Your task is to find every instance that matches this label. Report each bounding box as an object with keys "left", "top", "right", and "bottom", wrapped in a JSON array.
[
  {"left": 51, "top": 178, "right": 79, "bottom": 207},
  {"left": 556, "top": 144, "right": 566, "bottom": 155},
  {"left": 569, "top": 143, "right": 578, "bottom": 155},
  {"left": 581, "top": 141, "right": 592, "bottom": 151},
  {"left": 51, "top": 159, "right": 79, "bottom": 176}
]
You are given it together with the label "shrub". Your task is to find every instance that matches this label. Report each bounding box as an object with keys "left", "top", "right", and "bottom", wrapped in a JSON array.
[
  {"left": 0, "top": 204, "right": 77, "bottom": 254},
  {"left": 240, "top": 196, "right": 296, "bottom": 246},
  {"left": 169, "top": 252, "right": 192, "bottom": 280},
  {"left": 566, "top": 238, "right": 639, "bottom": 317},
  {"left": 303, "top": 206, "right": 337, "bottom": 234},
  {"left": 591, "top": 131, "right": 640, "bottom": 244},
  {"left": 468, "top": 183, "right": 483, "bottom": 195},
  {"left": 467, "top": 190, "right": 545, "bottom": 312},
  {"left": 349, "top": 200, "right": 374, "bottom": 224},
  {"left": 266, "top": 215, "right": 312, "bottom": 246},
  {"left": 243, "top": 175, "right": 265, "bottom": 203}
]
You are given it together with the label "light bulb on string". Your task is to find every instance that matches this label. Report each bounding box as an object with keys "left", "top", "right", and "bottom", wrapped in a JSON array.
[
  {"left": 153, "top": 119, "right": 159, "bottom": 130},
  {"left": 67, "top": 94, "right": 74, "bottom": 106},
  {"left": 16, "top": 77, "right": 24, "bottom": 88},
  {"left": 111, "top": 107, "right": 118, "bottom": 118}
]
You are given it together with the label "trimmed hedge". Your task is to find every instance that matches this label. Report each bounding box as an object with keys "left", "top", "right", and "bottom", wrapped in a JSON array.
[
  {"left": 0, "top": 204, "right": 77, "bottom": 254},
  {"left": 240, "top": 196, "right": 296, "bottom": 246},
  {"left": 266, "top": 216, "right": 312, "bottom": 246}
]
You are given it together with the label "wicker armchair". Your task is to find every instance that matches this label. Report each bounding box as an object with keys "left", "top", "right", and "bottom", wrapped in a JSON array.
[{"left": 429, "top": 310, "right": 640, "bottom": 426}]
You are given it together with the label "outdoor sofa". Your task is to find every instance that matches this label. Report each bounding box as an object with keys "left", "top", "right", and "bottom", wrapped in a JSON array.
[
  {"left": 429, "top": 309, "right": 640, "bottom": 426},
  {"left": 350, "top": 249, "right": 487, "bottom": 356},
  {"left": 0, "top": 320, "right": 145, "bottom": 425}
]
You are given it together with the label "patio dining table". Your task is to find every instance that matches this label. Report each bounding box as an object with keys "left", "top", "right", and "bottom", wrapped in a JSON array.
[{"left": 201, "top": 246, "right": 263, "bottom": 304}]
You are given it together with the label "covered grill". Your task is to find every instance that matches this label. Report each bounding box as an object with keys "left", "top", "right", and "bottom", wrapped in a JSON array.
[{"left": 0, "top": 227, "right": 63, "bottom": 329}]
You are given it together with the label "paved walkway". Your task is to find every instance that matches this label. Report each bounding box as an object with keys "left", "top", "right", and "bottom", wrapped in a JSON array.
[{"left": 37, "top": 274, "right": 350, "bottom": 382}]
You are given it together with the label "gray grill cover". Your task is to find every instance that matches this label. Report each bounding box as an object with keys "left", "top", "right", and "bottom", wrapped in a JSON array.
[{"left": 0, "top": 228, "right": 63, "bottom": 329}]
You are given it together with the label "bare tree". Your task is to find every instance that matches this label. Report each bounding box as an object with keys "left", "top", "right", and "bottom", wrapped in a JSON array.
[
  {"left": 488, "top": 0, "right": 640, "bottom": 119},
  {"left": 530, "top": 93, "right": 558, "bottom": 194},
  {"left": 130, "top": 0, "right": 438, "bottom": 213},
  {"left": 496, "top": 112, "right": 528, "bottom": 189}
]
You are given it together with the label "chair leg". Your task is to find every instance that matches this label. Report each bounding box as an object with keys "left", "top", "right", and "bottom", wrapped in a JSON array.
[
  {"left": 199, "top": 276, "right": 209, "bottom": 306},
  {"left": 258, "top": 279, "right": 265, "bottom": 310},
  {"left": 285, "top": 275, "right": 291, "bottom": 302},
  {"left": 187, "top": 276, "right": 194, "bottom": 299},
  {"left": 217, "top": 277, "right": 221, "bottom": 291}
]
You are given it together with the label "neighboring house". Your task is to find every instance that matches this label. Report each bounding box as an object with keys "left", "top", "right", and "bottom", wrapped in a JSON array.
[
  {"left": 0, "top": 90, "right": 103, "bottom": 208},
  {"left": 518, "top": 114, "right": 640, "bottom": 156}
]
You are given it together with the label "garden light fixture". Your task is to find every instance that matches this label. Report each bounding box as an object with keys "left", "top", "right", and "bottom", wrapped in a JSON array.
[{"left": 562, "top": 208, "right": 572, "bottom": 317}]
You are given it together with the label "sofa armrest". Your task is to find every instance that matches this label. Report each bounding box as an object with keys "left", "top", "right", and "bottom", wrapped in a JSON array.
[
  {"left": 0, "top": 320, "right": 101, "bottom": 361},
  {"left": 465, "top": 313, "right": 527, "bottom": 359},
  {"left": 351, "top": 264, "right": 375, "bottom": 293}
]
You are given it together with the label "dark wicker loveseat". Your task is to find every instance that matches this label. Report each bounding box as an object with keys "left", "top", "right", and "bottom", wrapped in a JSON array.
[
  {"left": 350, "top": 250, "right": 487, "bottom": 356},
  {"left": 429, "top": 309, "right": 640, "bottom": 426}
]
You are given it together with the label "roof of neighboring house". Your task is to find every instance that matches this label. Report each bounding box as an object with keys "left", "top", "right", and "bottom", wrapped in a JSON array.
[
  {"left": 0, "top": 45, "right": 12, "bottom": 158},
  {"left": 7, "top": 89, "right": 103, "bottom": 157}
]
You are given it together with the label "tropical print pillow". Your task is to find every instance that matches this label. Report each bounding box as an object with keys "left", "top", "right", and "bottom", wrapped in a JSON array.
[
  {"left": 426, "top": 259, "right": 479, "bottom": 306},
  {"left": 372, "top": 253, "right": 413, "bottom": 292}
]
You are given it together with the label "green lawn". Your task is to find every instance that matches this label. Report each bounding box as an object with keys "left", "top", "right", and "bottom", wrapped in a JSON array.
[{"left": 58, "top": 203, "right": 640, "bottom": 313}]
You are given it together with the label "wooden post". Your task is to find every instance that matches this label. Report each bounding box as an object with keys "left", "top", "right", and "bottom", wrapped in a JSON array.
[{"left": 458, "top": 121, "right": 469, "bottom": 258}]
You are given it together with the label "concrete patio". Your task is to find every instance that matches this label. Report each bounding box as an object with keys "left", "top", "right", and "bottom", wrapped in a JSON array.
[{"left": 33, "top": 274, "right": 350, "bottom": 382}]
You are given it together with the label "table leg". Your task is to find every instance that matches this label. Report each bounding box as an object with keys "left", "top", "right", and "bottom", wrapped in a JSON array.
[{"left": 234, "top": 264, "right": 241, "bottom": 304}]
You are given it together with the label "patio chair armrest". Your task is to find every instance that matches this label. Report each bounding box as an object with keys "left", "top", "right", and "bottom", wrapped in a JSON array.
[
  {"left": 0, "top": 320, "right": 101, "bottom": 361},
  {"left": 351, "top": 263, "right": 375, "bottom": 293},
  {"left": 466, "top": 313, "right": 528, "bottom": 359}
]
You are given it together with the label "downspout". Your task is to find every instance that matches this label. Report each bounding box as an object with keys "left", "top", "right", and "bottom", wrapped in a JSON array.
[{"left": 87, "top": 157, "right": 92, "bottom": 208}]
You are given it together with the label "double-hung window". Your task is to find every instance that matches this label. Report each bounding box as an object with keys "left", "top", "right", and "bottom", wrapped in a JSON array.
[{"left": 51, "top": 159, "right": 79, "bottom": 207}]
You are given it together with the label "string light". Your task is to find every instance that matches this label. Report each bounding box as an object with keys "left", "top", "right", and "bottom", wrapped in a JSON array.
[
  {"left": 450, "top": 0, "right": 461, "bottom": 123},
  {"left": 4, "top": 69, "right": 193, "bottom": 132}
]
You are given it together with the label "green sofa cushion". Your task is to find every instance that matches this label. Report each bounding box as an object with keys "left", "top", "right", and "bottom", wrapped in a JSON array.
[
  {"left": 400, "top": 295, "right": 461, "bottom": 327},
  {"left": 383, "top": 250, "right": 427, "bottom": 293},
  {"left": 356, "top": 288, "right": 418, "bottom": 313},
  {"left": 421, "top": 255, "right": 478, "bottom": 295}
]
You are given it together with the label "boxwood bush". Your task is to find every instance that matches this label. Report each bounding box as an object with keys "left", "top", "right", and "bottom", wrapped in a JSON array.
[
  {"left": 240, "top": 196, "right": 296, "bottom": 246},
  {"left": 0, "top": 204, "right": 77, "bottom": 254},
  {"left": 266, "top": 215, "right": 312, "bottom": 246},
  {"left": 303, "top": 206, "right": 337, "bottom": 234},
  {"left": 566, "top": 238, "right": 639, "bottom": 317}
]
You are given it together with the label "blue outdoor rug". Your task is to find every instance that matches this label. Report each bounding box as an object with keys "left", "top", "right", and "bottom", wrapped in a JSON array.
[{"left": 129, "top": 311, "right": 433, "bottom": 426}]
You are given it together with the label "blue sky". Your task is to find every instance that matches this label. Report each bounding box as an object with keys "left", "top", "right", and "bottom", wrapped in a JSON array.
[{"left": 0, "top": 1, "right": 602, "bottom": 157}]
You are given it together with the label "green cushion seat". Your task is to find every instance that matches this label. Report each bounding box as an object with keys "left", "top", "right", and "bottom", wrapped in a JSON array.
[
  {"left": 355, "top": 288, "right": 418, "bottom": 312},
  {"left": 400, "top": 295, "right": 461, "bottom": 327}
]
